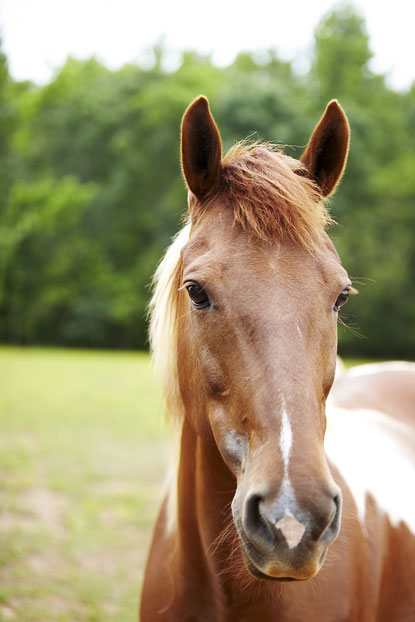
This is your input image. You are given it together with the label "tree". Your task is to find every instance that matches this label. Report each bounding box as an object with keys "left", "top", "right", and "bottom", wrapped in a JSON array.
[
  {"left": 0, "top": 17, "right": 413, "bottom": 357},
  {"left": 308, "top": 6, "right": 415, "bottom": 357}
]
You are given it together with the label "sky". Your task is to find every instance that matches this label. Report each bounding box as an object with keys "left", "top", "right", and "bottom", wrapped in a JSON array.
[{"left": 0, "top": 0, "right": 414, "bottom": 91}]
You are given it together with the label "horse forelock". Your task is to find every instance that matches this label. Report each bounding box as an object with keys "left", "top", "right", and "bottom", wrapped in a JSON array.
[{"left": 192, "top": 141, "right": 333, "bottom": 252}]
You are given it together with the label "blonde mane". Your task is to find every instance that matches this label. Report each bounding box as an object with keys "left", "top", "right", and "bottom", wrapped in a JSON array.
[
  {"left": 149, "top": 142, "right": 332, "bottom": 421},
  {"left": 148, "top": 223, "right": 189, "bottom": 422}
]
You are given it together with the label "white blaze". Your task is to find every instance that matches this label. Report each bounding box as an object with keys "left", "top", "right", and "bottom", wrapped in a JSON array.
[
  {"left": 276, "top": 396, "right": 307, "bottom": 548},
  {"left": 280, "top": 397, "right": 292, "bottom": 470}
]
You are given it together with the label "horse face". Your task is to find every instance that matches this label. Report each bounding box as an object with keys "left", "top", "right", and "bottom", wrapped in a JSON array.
[
  {"left": 177, "top": 96, "right": 350, "bottom": 581},
  {"left": 178, "top": 204, "right": 349, "bottom": 580}
]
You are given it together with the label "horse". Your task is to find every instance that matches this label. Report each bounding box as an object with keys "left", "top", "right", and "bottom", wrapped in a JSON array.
[{"left": 140, "top": 96, "right": 415, "bottom": 621}]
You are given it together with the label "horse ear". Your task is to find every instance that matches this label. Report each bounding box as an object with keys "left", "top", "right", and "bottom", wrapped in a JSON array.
[
  {"left": 300, "top": 100, "right": 350, "bottom": 197},
  {"left": 181, "top": 96, "right": 222, "bottom": 200}
]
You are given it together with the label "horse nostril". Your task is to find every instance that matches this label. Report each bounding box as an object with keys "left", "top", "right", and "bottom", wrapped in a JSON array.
[
  {"left": 243, "top": 493, "right": 274, "bottom": 551},
  {"left": 331, "top": 493, "right": 341, "bottom": 527},
  {"left": 245, "top": 493, "right": 262, "bottom": 527},
  {"left": 334, "top": 493, "right": 341, "bottom": 512},
  {"left": 320, "top": 493, "right": 342, "bottom": 545}
]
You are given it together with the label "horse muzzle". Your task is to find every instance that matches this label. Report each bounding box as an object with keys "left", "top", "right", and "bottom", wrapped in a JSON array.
[{"left": 232, "top": 484, "right": 342, "bottom": 581}]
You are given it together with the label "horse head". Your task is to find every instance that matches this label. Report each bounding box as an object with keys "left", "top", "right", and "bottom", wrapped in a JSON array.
[{"left": 173, "top": 96, "right": 351, "bottom": 581}]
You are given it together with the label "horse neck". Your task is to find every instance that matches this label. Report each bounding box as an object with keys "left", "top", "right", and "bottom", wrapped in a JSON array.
[{"left": 175, "top": 418, "right": 239, "bottom": 602}]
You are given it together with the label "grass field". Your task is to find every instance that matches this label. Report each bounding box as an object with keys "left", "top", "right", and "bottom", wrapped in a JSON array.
[
  {"left": 0, "top": 347, "right": 381, "bottom": 621},
  {"left": 0, "top": 347, "right": 169, "bottom": 622}
]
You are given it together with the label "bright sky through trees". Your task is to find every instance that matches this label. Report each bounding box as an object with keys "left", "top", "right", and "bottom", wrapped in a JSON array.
[{"left": 0, "top": 0, "right": 413, "bottom": 90}]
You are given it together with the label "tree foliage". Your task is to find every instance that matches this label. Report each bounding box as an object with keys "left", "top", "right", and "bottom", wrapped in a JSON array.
[{"left": 0, "top": 6, "right": 413, "bottom": 357}]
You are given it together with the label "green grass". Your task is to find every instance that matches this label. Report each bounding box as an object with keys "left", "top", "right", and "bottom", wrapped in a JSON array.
[
  {"left": 0, "top": 347, "right": 169, "bottom": 622},
  {"left": 0, "top": 348, "right": 383, "bottom": 621}
]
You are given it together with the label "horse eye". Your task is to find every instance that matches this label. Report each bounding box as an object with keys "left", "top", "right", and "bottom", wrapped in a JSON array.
[
  {"left": 333, "top": 288, "right": 350, "bottom": 312},
  {"left": 185, "top": 282, "right": 210, "bottom": 309}
]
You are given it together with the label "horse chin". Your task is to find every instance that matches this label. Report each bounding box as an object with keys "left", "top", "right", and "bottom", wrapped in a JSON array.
[
  {"left": 237, "top": 519, "right": 324, "bottom": 582},
  {"left": 244, "top": 556, "right": 304, "bottom": 582},
  {"left": 242, "top": 550, "right": 321, "bottom": 582},
  {"left": 243, "top": 548, "right": 323, "bottom": 582}
]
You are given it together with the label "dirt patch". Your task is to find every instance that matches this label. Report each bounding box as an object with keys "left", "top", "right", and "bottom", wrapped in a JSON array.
[
  {"left": 0, "top": 510, "right": 37, "bottom": 532},
  {"left": 0, "top": 606, "right": 17, "bottom": 621},
  {"left": 20, "top": 487, "right": 67, "bottom": 535}
]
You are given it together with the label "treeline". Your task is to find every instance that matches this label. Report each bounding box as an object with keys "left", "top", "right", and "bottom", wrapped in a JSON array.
[{"left": 0, "top": 6, "right": 413, "bottom": 357}]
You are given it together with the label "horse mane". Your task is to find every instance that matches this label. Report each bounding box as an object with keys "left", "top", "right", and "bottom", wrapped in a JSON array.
[
  {"left": 149, "top": 141, "right": 333, "bottom": 422},
  {"left": 149, "top": 224, "right": 189, "bottom": 422},
  {"left": 195, "top": 141, "right": 333, "bottom": 251}
]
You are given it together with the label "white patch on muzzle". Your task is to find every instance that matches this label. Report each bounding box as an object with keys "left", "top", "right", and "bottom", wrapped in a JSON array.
[{"left": 275, "top": 509, "right": 306, "bottom": 548}]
